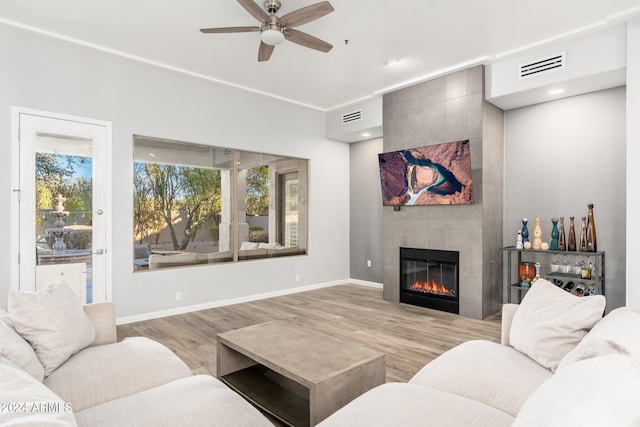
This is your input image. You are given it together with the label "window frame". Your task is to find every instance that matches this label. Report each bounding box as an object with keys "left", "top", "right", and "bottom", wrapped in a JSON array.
[{"left": 133, "top": 136, "right": 307, "bottom": 272}]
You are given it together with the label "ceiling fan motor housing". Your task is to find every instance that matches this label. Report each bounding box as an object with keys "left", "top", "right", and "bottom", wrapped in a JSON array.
[{"left": 264, "top": 0, "right": 281, "bottom": 14}]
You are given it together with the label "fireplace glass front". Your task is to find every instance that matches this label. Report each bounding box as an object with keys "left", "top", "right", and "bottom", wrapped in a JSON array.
[{"left": 399, "top": 247, "right": 459, "bottom": 314}]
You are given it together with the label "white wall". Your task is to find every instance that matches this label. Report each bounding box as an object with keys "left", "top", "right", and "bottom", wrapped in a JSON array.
[
  {"left": 627, "top": 18, "right": 640, "bottom": 309},
  {"left": 504, "top": 87, "right": 626, "bottom": 311},
  {"left": 0, "top": 24, "right": 350, "bottom": 316}
]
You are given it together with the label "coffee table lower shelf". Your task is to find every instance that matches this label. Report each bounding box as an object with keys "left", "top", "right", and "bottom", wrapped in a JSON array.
[
  {"left": 217, "top": 321, "right": 385, "bottom": 427},
  {"left": 221, "top": 364, "right": 310, "bottom": 427}
]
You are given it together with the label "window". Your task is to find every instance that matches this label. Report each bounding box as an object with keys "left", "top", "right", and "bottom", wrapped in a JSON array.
[
  {"left": 133, "top": 136, "right": 307, "bottom": 271},
  {"left": 279, "top": 172, "right": 299, "bottom": 247}
]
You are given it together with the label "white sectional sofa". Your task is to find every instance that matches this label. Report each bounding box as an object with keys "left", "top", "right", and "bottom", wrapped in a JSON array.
[
  {"left": 319, "top": 278, "right": 640, "bottom": 426},
  {"left": 0, "top": 282, "right": 272, "bottom": 427}
]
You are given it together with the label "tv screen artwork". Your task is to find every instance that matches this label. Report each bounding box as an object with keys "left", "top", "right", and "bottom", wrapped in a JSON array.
[{"left": 378, "top": 140, "right": 473, "bottom": 206}]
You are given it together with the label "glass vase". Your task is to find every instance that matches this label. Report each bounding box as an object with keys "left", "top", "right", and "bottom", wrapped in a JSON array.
[
  {"left": 558, "top": 217, "right": 566, "bottom": 251},
  {"left": 550, "top": 218, "right": 559, "bottom": 250},
  {"left": 586, "top": 203, "right": 597, "bottom": 252},
  {"left": 579, "top": 216, "right": 588, "bottom": 252},
  {"left": 521, "top": 218, "right": 529, "bottom": 244},
  {"left": 568, "top": 217, "right": 577, "bottom": 251}
]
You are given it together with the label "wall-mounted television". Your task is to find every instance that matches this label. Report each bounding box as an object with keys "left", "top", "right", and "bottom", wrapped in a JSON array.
[{"left": 378, "top": 140, "right": 473, "bottom": 206}]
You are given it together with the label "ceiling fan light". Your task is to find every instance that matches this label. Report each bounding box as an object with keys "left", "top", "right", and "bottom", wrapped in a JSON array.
[{"left": 261, "top": 28, "right": 284, "bottom": 46}]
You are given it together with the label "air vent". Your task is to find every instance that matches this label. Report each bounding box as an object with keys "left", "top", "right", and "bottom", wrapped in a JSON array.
[
  {"left": 519, "top": 52, "right": 566, "bottom": 79},
  {"left": 342, "top": 109, "right": 363, "bottom": 125}
]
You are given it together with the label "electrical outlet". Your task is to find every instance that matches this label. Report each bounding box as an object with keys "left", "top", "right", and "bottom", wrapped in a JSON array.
[
  {"left": 175, "top": 291, "right": 182, "bottom": 301},
  {"left": 295, "top": 274, "right": 300, "bottom": 282},
  {"left": 367, "top": 260, "right": 372, "bottom": 267}
]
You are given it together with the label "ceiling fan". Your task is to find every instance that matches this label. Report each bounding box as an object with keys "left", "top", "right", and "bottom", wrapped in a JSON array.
[{"left": 200, "top": 0, "right": 334, "bottom": 62}]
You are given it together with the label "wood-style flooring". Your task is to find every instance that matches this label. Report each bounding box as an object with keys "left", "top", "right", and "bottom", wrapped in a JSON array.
[{"left": 117, "top": 284, "right": 502, "bottom": 383}]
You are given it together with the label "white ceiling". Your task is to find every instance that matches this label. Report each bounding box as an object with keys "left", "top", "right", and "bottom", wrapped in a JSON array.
[{"left": 1, "top": 0, "right": 639, "bottom": 111}]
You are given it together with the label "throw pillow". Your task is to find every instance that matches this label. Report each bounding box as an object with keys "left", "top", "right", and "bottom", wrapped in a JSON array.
[
  {"left": 0, "top": 310, "right": 45, "bottom": 382},
  {"left": 8, "top": 280, "right": 96, "bottom": 377},
  {"left": 513, "top": 354, "right": 640, "bottom": 427},
  {"left": 509, "top": 278, "right": 605, "bottom": 372},
  {"left": 558, "top": 306, "right": 640, "bottom": 370}
]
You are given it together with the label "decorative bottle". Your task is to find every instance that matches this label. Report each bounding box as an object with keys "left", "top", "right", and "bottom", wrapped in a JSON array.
[
  {"left": 516, "top": 230, "right": 523, "bottom": 249},
  {"left": 568, "top": 217, "right": 577, "bottom": 251},
  {"left": 558, "top": 217, "right": 566, "bottom": 251},
  {"left": 586, "top": 203, "right": 597, "bottom": 252},
  {"left": 521, "top": 218, "right": 529, "bottom": 244},
  {"left": 579, "top": 217, "right": 588, "bottom": 252},
  {"left": 533, "top": 262, "right": 541, "bottom": 283},
  {"left": 550, "top": 218, "right": 559, "bottom": 250},
  {"left": 532, "top": 217, "right": 542, "bottom": 250}
]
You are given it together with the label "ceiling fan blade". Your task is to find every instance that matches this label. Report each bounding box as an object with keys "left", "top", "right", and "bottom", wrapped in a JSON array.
[
  {"left": 279, "top": 1, "right": 334, "bottom": 28},
  {"left": 284, "top": 29, "right": 332, "bottom": 52},
  {"left": 200, "top": 26, "right": 260, "bottom": 33},
  {"left": 258, "top": 42, "right": 275, "bottom": 62},
  {"left": 237, "top": 0, "right": 269, "bottom": 22}
]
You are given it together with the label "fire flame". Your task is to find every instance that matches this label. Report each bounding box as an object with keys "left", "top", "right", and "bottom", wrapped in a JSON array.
[{"left": 409, "top": 279, "right": 454, "bottom": 296}]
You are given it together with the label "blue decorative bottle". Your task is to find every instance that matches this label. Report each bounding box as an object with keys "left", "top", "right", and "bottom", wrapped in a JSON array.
[
  {"left": 521, "top": 218, "right": 529, "bottom": 244},
  {"left": 550, "top": 218, "right": 559, "bottom": 250}
]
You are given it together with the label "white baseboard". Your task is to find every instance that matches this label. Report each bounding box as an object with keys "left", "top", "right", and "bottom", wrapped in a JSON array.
[
  {"left": 116, "top": 279, "right": 368, "bottom": 325},
  {"left": 347, "top": 279, "right": 383, "bottom": 289}
]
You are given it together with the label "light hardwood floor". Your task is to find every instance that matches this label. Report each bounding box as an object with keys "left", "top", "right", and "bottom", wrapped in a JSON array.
[{"left": 117, "top": 284, "right": 502, "bottom": 383}]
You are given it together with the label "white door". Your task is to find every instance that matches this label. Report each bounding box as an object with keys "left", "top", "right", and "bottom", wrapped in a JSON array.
[{"left": 12, "top": 108, "right": 111, "bottom": 303}]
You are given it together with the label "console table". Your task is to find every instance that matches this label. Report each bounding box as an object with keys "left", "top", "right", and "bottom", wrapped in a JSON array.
[{"left": 502, "top": 246, "right": 605, "bottom": 303}]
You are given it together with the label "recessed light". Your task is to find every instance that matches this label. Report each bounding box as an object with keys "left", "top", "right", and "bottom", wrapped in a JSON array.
[
  {"left": 385, "top": 59, "right": 399, "bottom": 67},
  {"left": 548, "top": 89, "right": 565, "bottom": 95},
  {"left": 361, "top": 132, "right": 371, "bottom": 137}
]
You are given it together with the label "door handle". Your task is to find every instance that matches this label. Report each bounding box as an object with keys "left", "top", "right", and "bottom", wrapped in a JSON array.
[{"left": 93, "top": 249, "right": 105, "bottom": 255}]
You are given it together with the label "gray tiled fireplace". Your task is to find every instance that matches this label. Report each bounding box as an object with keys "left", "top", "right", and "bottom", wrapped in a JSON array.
[{"left": 382, "top": 65, "right": 504, "bottom": 320}]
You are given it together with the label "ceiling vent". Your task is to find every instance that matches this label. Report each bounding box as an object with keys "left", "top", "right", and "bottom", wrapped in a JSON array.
[
  {"left": 342, "top": 109, "right": 363, "bottom": 125},
  {"left": 519, "top": 52, "right": 566, "bottom": 79}
]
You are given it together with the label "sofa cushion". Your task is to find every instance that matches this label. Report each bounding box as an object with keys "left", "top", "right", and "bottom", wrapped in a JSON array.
[
  {"left": 0, "top": 310, "right": 45, "bottom": 382},
  {"left": 148, "top": 253, "right": 198, "bottom": 269},
  {"left": 258, "top": 242, "right": 282, "bottom": 249},
  {"left": 8, "top": 280, "right": 96, "bottom": 377},
  {"left": 0, "top": 357, "right": 77, "bottom": 426},
  {"left": 514, "top": 354, "right": 640, "bottom": 427},
  {"left": 558, "top": 307, "right": 640, "bottom": 370},
  {"left": 45, "top": 337, "right": 193, "bottom": 412},
  {"left": 317, "top": 382, "right": 514, "bottom": 427},
  {"left": 509, "top": 278, "right": 605, "bottom": 372},
  {"left": 409, "top": 340, "right": 552, "bottom": 416},
  {"left": 240, "top": 241, "right": 259, "bottom": 250},
  {"left": 74, "top": 375, "right": 273, "bottom": 427}
]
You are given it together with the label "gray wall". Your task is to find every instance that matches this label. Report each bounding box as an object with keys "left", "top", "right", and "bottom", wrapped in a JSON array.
[
  {"left": 349, "top": 138, "right": 383, "bottom": 283},
  {"left": 382, "top": 65, "right": 504, "bottom": 319},
  {"left": 0, "top": 24, "right": 351, "bottom": 316},
  {"left": 504, "top": 86, "right": 627, "bottom": 311}
]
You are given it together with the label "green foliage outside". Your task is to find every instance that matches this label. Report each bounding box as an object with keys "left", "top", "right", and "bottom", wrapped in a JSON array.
[
  {"left": 249, "top": 230, "right": 268, "bottom": 243},
  {"left": 246, "top": 165, "right": 269, "bottom": 216},
  {"left": 133, "top": 162, "right": 222, "bottom": 250},
  {"left": 35, "top": 153, "right": 92, "bottom": 242}
]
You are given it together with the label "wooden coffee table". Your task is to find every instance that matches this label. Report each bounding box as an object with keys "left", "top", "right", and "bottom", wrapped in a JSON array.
[{"left": 217, "top": 320, "right": 386, "bottom": 427}]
